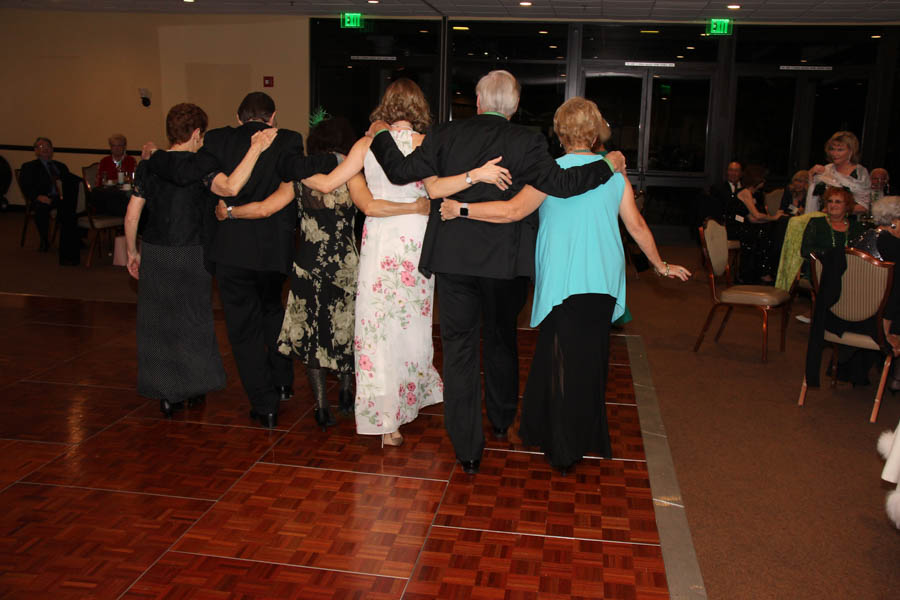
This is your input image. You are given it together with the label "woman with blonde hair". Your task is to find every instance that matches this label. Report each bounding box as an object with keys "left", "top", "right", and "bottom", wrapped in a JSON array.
[
  {"left": 441, "top": 97, "right": 689, "bottom": 473},
  {"left": 807, "top": 130, "right": 870, "bottom": 213}
]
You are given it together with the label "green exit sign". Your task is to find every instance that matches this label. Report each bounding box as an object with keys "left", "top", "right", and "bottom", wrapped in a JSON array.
[
  {"left": 341, "top": 12, "right": 364, "bottom": 29},
  {"left": 707, "top": 18, "right": 733, "bottom": 36}
]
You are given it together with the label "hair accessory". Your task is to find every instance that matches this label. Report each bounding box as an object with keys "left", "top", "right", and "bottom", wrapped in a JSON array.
[{"left": 309, "top": 106, "right": 330, "bottom": 128}]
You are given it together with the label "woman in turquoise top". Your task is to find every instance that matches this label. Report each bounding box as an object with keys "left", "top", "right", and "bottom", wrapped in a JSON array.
[{"left": 440, "top": 97, "right": 689, "bottom": 473}]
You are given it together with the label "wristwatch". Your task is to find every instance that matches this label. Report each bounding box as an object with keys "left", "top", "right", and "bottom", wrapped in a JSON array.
[
  {"left": 459, "top": 203, "right": 469, "bottom": 218},
  {"left": 465, "top": 171, "right": 473, "bottom": 185},
  {"left": 226, "top": 205, "right": 234, "bottom": 219}
]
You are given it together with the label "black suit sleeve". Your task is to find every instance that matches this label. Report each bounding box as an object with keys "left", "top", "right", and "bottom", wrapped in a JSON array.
[
  {"left": 369, "top": 130, "right": 436, "bottom": 185},
  {"left": 524, "top": 135, "right": 614, "bottom": 197},
  {"left": 18, "top": 162, "right": 42, "bottom": 202},
  {"left": 274, "top": 130, "right": 338, "bottom": 181},
  {"left": 145, "top": 148, "right": 219, "bottom": 187}
]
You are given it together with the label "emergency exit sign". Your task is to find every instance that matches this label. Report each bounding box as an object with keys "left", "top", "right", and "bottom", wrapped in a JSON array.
[
  {"left": 341, "top": 13, "right": 364, "bottom": 28},
  {"left": 707, "top": 18, "right": 733, "bottom": 36}
]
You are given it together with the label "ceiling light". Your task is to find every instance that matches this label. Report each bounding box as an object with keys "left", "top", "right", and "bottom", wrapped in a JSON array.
[
  {"left": 727, "top": 4, "right": 740, "bottom": 9},
  {"left": 686, "top": 46, "right": 695, "bottom": 50},
  {"left": 677, "top": 55, "right": 684, "bottom": 59},
  {"left": 800, "top": 59, "right": 808, "bottom": 63},
  {"left": 538, "top": 30, "right": 548, "bottom": 34},
  {"left": 519, "top": 1, "right": 532, "bottom": 5},
  {"left": 556, "top": 56, "right": 564, "bottom": 59},
  {"left": 368, "top": 0, "right": 378, "bottom": 3},
  {"left": 549, "top": 45, "right": 557, "bottom": 48},
  {"left": 872, "top": 34, "right": 882, "bottom": 39},
  {"left": 453, "top": 26, "right": 469, "bottom": 31},
  {"left": 419, "top": 30, "right": 429, "bottom": 33},
  {"left": 560, "top": 73, "right": 566, "bottom": 77},
  {"left": 347, "top": 65, "right": 353, "bottom": 69},
  {"left": 184, "top": 0, "right": 194, "bottom": 3},
  {"left": 641, "top": 30, "right": 660, "bottom": 34},
  {"left": 484, "top": 51, "right": 489, "bottom": 55}
]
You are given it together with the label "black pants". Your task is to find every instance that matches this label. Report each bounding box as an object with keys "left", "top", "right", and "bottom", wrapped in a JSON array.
[
  {"left": 33, "top": 194, "right": 75, "bottom": 243},
  {"left": 215, "top": 264, "right": 292, "bottom": 413},
  {"left": 436, "top": 272, "right": 529, "bottom": 462}
]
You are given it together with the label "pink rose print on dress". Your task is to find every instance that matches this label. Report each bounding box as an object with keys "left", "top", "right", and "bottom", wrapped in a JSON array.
[
  {"left": 422, "top": 299, "right": 431, "bottom": 316},
  {"left": 380, "top": 257, "right": 398, "bottom": 271},
  {"left": 402, "top": 260, "right": 415, "bottom": 272},
  {"left": 401, "top": 271, "right": 416, "bottom": 287},
  {"left": 372, "top": 278, "right": 383, "bottom": 293},
  {"left": 359, "top": 355, "right": 373, "bottom": 371},
  {"left": 406, "top": 391, "right": 417, "bottom": 405},
  {"left": 407, "top": 382, "right": 416, "bottom": 392}
]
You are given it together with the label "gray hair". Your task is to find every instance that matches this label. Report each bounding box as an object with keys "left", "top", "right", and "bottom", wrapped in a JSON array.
[
  {"left": 872, "top": 195, "right": 900, "bottom": 226},
  {"left": 476, "top": 70, "right": 520, "bottom": 117}
]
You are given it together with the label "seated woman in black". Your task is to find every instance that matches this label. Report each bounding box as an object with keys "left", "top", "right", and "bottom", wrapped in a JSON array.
[{"left": 727, "top": 164, "right": 784, "bottom": 283}]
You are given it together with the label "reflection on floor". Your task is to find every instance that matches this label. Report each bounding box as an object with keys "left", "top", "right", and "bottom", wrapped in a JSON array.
[{"left": 0, "top": 293, "right": 670, "bottom": 599}]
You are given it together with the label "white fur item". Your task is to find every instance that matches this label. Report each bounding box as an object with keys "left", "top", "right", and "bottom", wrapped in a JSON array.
[
  {"left": 877, "top": 430, "right": 895, "bottom": 460},
  {"left": 886, "top": 490, "right": 900, "bottom": 529}
]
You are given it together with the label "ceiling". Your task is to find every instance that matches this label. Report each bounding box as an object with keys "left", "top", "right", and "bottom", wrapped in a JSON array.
[{"left": 3, "top": 0, "right": 900, "bottom": 23}]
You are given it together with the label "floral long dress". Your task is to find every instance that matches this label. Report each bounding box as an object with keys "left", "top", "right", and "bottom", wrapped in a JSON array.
[
  {"left": 354, "top": 128, "right": 443, "bottom": 435},
  {"left": 277, "top": 181, "right": 358, "bottom": 373}
]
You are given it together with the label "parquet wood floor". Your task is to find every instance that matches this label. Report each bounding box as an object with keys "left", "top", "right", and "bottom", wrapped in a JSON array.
[{"left": 0, "top": 294, "right": 669, "bottom": 598}]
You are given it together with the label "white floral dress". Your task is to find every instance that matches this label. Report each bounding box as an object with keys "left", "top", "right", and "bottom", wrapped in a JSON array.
[{"left": 354, "top": 128, "right": 443, "bottom": 434}]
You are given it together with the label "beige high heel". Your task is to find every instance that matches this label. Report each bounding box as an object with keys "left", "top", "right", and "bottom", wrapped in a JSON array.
[{"left": 381, "top": 431, "right": 404, "bottom": 447}]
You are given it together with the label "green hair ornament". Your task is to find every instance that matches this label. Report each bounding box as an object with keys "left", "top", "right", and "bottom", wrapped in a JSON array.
[{"left": 309, "top": 106, "right": 330, "bottom": 128}]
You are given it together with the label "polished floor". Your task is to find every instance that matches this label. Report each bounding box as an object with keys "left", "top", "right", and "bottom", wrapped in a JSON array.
[{"left": 0, "top": 292, "right": 672, "bottom": 599}]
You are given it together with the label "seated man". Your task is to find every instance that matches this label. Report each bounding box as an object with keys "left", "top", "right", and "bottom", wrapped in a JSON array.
[
  {"left": 871, "top": 167, "right": 890, "bottom": 196},
  {"left": 96, "top": 133, "right": 137, "bottom": 187},
  {"left": 18, "top": 137, "right": 78, "bottom": 253}
]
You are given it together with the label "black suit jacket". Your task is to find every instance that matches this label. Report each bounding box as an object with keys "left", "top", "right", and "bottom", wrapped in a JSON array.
[
  {"left": 19, "top": 158, "right": 71, "bottom": 203},
  {"left": 370, "top": 114, "right": 615, "bottom": 279},
  {"left": 146, "top": 122, "right": 336, "bottom": 274}
]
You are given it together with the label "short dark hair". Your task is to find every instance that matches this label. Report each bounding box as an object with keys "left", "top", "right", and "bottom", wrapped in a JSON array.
[
  {"left": 307, "top": 117, "right": 356, "bottom": 156},
  {"left": 33, "top": 137, "right": 52, "bottom": 148},
  {"left": 165, "top": 103, "right": 208, "bottom": 145},
  {"left": 237, "top": 92, "right": 276, "bottom": 123}
]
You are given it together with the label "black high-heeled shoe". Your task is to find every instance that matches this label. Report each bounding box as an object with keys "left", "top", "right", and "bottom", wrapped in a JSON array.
[
  {"left": 314, "top": 406, "right": 336, "bottom": 431},
  {"left": 159, "top": 399, "right": 184, "bottom": 418},
  {"left": 338, "top": 375, "right": 354, "bottom": 416}
]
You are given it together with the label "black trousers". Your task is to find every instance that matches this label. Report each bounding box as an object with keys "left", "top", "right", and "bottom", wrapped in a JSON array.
[
  {"left": 215, "top": 264, "right": 292, "bottom": 413},
  {"left": 435, "top": 272, "right": 529, "bottom": 462}
]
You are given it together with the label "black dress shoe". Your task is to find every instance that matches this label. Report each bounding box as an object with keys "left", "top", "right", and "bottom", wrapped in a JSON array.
[
  {"left": 187, "top": 394, "right": 206, "bottom": 408},
  {"left": 314, "top": 407, "right": 336, "bottom": 431},
  {"left": 160, "top": 399, "right": 185, "bottom": 418},
  {"left": 275, "top": 385, "right": 293, "bottom": 402},
  {"left": 249, "top": 408, "right": 278, "bottom": 428},
  {"left": 338, "top": 388, "right": 354, "bottom": 416},
  {"left": 459, "top": 459, "right": 480, "bottom": 475},
  {"left": 492, "top": 426, "right": 508, "bottom": 441}
]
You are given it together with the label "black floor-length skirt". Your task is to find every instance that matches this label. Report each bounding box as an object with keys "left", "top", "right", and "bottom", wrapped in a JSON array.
[
  {"left": 136, "top": 242, "right": 226, "bottom": 402},
  {"left": 519, "top": 293, "right": 616, "bottom": 469}
]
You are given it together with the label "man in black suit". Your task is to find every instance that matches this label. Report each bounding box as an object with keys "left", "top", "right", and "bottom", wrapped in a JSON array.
[
  {"left": 146, "top": 92, "right": 336, "bottom": 428},
  {"left": 367, "top": 70, "right": 626, "bottom": 473},
  {"left": 18, "top": 137, "right": 79, "bottom": 258},
  {"left": 708, "top": 160, "right": 742, "bottom": 226}
]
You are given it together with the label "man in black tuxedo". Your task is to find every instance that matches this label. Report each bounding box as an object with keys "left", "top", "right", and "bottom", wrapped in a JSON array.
[
  {"left": 18, "top": 137, "right": 79, "bottom": 259},
  {"left": 708, "top": 160, "right": 742, "bottom": 226},
  {"left": 367, "top": 70, "right": 626, "bottom": 473},
  {"left": 146, "top": 92, "right": 336, "bottom": 428}
]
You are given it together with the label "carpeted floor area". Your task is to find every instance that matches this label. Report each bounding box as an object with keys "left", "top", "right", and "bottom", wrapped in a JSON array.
[{"left": 2, "top": 210, "right": 900, "bottom": 598}]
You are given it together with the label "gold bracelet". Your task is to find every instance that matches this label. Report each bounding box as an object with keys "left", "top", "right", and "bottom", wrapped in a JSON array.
[{"left": 658, "top": 261, "right": 668, "bottom": 277}]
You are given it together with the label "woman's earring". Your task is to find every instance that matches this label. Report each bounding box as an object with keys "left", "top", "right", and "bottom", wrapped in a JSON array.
[{"left": 891, "top": 223, "right": 897, "bottom": 229}]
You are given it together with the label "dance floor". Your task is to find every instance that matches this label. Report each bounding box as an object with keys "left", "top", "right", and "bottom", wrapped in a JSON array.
[{"left": 0, "top": 293, "right": 675, "bottom": 599}]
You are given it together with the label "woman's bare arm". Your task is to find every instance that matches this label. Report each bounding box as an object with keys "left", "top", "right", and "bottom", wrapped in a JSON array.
[
  {"left": 423, "top": 156, "right": 512, "bottom": 198},
  {"left": 619, "top": 180, "right": 690, "bottom": 280},
  {"left": 302, "top": 137, "right": 371, "bottom": 193},
  {"left": 210, "top": 128, "right": 278, "bottom": 197},
  {"left": 439, "top": 184, "right": 546, "bottom": 223},
  {"left": 124, "top": 194, "right": 146, "bottom": 279},
  {"left": 347, "top": 173, "right": 429, "bottom": 217},
  {"left": 216, "top": 181, "right": 294, "bottom": 221}
]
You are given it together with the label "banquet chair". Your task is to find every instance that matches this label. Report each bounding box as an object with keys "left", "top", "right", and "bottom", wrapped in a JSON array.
[
  {"left": 79, "top": 162, "right": 124, "bottom": 267},
  {"left": 15, "top": 168, "right": 58, "bottom": 248},
  {"left": 797, "top": 248, "right": 895, "bottom": 422},
  {"left": 694, "top": 218, "right": 792, "bottom": 362},
  {"left": 765, "top": 187, "right": 784, "bottom": 217}
]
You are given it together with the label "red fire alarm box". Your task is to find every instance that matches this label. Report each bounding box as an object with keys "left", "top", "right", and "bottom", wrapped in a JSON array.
[{"left": 263, "top": 76, "right": 274, "bottom": 88}]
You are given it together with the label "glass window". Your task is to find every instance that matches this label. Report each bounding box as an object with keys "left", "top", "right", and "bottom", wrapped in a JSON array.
[
  {"left": 648, "top": 77, "right": 709, "bottom": 172},
  {"left": 310, "top": 19, "right": 440, "bottom": 136},
  {"left": 641, "top": 186, "right": 706, "bottom": 227},
  {"left": 584, "top": 74, "right": 642, "bottom": 167},
  {"left": 884, "top": 71, "right": 900, "bottom": 192},
  {"left": 450, "top": 22, "right": 567, "bottom": 153},
  {"left": 733, "top": 77, "right": 796, "bottom": 178},
  {"left": 735, "top": 26, "right": 881, "bottom": 66},
  {"left": 583, "top": 24, "right": 718, "bottom": 63},
  {"left": 808, "top": 77, "right": 869, "bottom": 168}
]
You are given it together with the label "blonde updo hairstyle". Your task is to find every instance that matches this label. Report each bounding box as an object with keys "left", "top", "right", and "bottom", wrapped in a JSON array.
[
  {"left": 554, "top": 97, "right": 606, "bottom": 151},
  {"left": 369, "top": 78, "right": 432, "bottom": 134}
]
